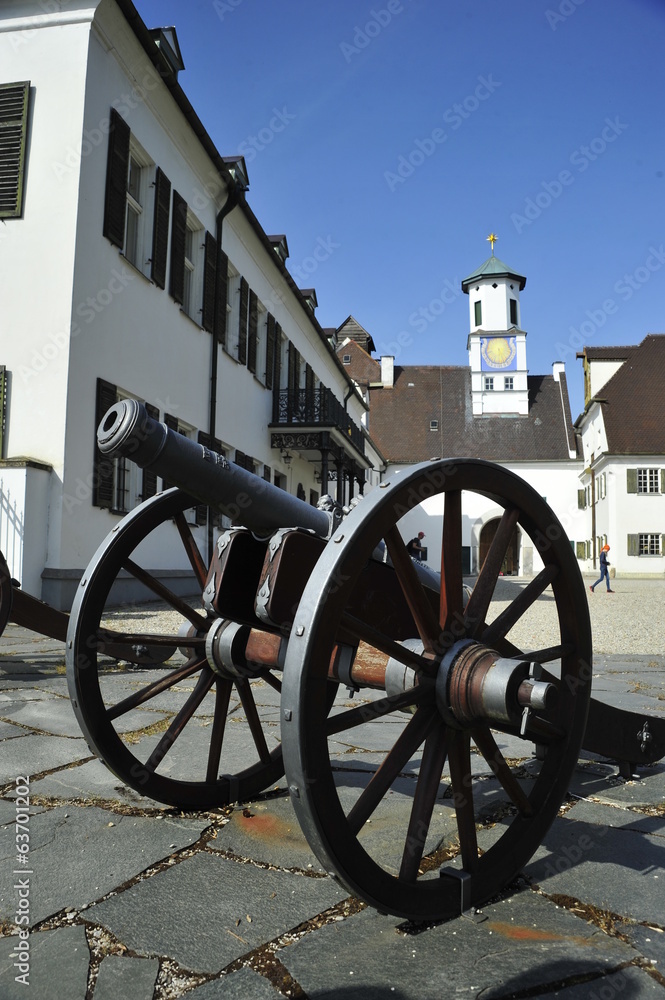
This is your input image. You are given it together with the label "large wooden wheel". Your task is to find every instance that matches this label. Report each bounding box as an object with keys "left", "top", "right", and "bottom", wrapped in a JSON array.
[
  {"left": 66, "top": 489, "right": 285, "bottom": 809},
  {"left": 281, "top": 459, "right": 592, "bottom": 922}
]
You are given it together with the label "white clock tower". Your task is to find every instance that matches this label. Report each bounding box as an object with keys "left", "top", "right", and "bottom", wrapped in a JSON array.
[{"left": 463, "top": 235, "right": 529, "bottom": 416}]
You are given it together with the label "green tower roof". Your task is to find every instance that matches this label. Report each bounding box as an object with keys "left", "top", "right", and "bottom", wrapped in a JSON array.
[{"left": 461, "top": 255, "right": 527, "bottom": 293}]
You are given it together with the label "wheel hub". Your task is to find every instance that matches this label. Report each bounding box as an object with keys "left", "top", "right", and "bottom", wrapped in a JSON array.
[
  {"left": 205, "top": 618, "right": 263, "bottom": 680},
  {"left": 387, "top": 638, "right": 556, "bottom": 730}
]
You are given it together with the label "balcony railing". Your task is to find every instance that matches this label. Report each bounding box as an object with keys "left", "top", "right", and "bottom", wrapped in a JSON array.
[{"left": 273, "top": 388, "right": 365, "bottom": 455}]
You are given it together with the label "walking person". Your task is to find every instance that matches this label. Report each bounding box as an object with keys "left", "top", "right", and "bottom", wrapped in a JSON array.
[
  {"left": 406, "top": 531, "right": 426, "bottom": 560},
  {"left": 590, "top": 544, "right": 614, "bottom": 593}
]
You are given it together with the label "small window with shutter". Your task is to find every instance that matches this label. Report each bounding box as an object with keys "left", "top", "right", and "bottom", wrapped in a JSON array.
[{"left": 0, "top": 81, "right": 30, "bottom": 219}]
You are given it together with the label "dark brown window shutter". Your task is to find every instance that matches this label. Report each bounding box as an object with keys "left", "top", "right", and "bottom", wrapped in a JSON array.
[
  {"left": 247, "top": 290, "right": 258, "bottom": 373},
  {"left": 265, "top": 313, "right": 275, "bottom": 389},
  {"left": 150, "top": 167, "right": 171, "bottom": 288},
  {"left": 215, "top": 249, "right": 228, "bottom": 348},
  {"left": 305, "top": 363, "right": 314, "bottom": 395},
  {"left": 626, "top": 469, "right": 637, "bottom": 494},
  {"left": 627, "top": 534, "right": 639, "bottom": 556},
  {"left": 169, "top": 190, "right": 187, "bottom": 304},
  {"left": 93, "top": 378, "right": 117, "bottom": 508},
  {"left": 202, "top": 231, "right": 217, "bottom": 333},
  {"left": 288, "top": 342, "right": 300, "bottom": 396},
  {"left": 103, "top": 108, "right": 130, "bottom": 248},
  {"left": 0, "top": 81, "right": 30, "bottom": 219},
  {"left": 238, "top": 277, "right": 249, "bottom": 364},
  {"left": 142, "top": 403, "right": 160, "bottom": 499}
]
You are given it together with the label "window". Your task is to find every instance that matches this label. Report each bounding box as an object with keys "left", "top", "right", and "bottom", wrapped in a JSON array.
[
  {"left": 627, "top": 467, "right": 663, "bottom": 494},
  {"left": 504, "top": 376, "right": 514, "bottom": 391},
  {"left": 474, "top": 301, "right": 482, "bottom": 326},
  {"left": 93, "top": 379, "right": 158, "bottom": 513},
  {"left": 484, "top": 376, "right": 494, "bottom": 391},
  {"left": 342, "top": 354, "right": 351, "bottom": 365},
  {"left": 0, "top": 81, "right": 30, "bottom": 218},
  {"left": 637, "top": 468, "right": 660, "bottom": 494},
  {"left": 639, "top": 534, "right": 661, "bottom": 556},
  {"left": 509, "top": 298, "right": 518, "bottom": 326},
  {"left": 429, "top": 420, "right": 439, "bottom": 431}
]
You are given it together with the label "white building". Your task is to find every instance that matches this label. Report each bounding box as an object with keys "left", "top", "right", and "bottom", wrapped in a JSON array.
[
  {"left": 0, "top": 0, "right": 379, "bottom": 608},
  {"left": 339, "top": 248, "right": 581, "bottom": 577},
  {"left": 575, "top": 336, "right": 665, "bottom": 578}
]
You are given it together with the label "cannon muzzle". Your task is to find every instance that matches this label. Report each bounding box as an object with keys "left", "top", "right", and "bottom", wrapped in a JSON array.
[{"left": 97, "top": 399, "right": 332, "bottom": 538}]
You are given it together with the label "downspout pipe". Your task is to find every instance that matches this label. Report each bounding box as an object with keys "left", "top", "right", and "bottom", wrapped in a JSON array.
[{"left": 206, "top": 185, "right": 240, "bottom": 561}]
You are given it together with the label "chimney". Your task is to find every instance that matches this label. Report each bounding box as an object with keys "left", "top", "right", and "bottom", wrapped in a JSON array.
[
  {"left": 380, "top": 355, "right": 394, "bottom": 388},
  {"left": 552, "top": 361, "right": 565, "bottom": 382}
]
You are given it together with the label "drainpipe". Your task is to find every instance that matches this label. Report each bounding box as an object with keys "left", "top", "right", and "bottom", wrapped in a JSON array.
[{"left": 206, "top": 186, "right": 240, "bottom": 561}]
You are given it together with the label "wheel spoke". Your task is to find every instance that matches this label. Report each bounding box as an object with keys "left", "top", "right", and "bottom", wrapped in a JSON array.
[
  {"left": 122, "top": 558, "right": 208, "bottom": 629},
  {"left": 145, "top": 667, "right": 215, "bottom": 774},
  {"left": 174, "top": 511, "right": 209, "bottom": 588},
  {"left": 440, "top": 489, "right": 463, "bottom": 634},
  {"left": 340, "top": 612, "right": 435, "bottom": 675},
  {"left": 205, "top": 679, "right": 233, "bottom": 783},
  {"left": 447, "top": 728, "right": 478, "bottom": 873},
  {"left": 106, "top": 656, "right": 206, "bottom": 721},
  {"left": 471, "top": 727, "right": 533, "bottom": 816},
  {"left": 258, "top": 670, "right": 282, "bottom": 693},
  {"left": 526, "top": 643, "right": 574, "bottom": 664},
  {"left": 325, "top": 685, "right": 432, "bottom": 737},
  {"left": 399, "top": 722, "right": 449, "bottom": 882},
  {"left": 236, "top": 679, "right": 272, "bottom": 765},
  {"left": 384, "top": 526, "right": 441, "bottom": 654},
  {"left": 481, "top": 564, "right": 559, "bottom": 647},
  {"left": 346, "top": 706, "right": 439, "bottom": 835},
  {"left": 464, "top": 506, "right": 520, "bottom": 637},
  {"left": 98, "top": 629, "right": 205, "bottom": 649}
]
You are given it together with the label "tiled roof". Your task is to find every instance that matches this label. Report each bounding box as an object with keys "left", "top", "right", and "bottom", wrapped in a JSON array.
[
  {"left": 592, "top": 335, "right": 665, "bottom": 454},
  {"left": 579, "top": 345, "right": 634, "bottom": 361},
  {"left": 365, "top": 365, "right": 578, "bottom": 464}
]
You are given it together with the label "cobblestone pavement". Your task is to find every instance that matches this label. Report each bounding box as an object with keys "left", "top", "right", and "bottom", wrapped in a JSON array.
[{"left": 0, "top": 579, "right": 664, "bottom": 999}]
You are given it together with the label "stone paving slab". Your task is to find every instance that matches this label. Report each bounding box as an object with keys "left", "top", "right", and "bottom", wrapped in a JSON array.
[
  {"left": 86, "top": 851, "right": 348, "bottom": 974},
  {"left": 0, "top": 924, "right": 89, "bottom": 1000},
  {"left": 0, "top": 805, "right": 209, "bottom": 925},
  {"left": 27, "top": 758, "right": 167, "bottom": 810},
  {"left": 94, "top": 953, "right": 160, "bottom": 1000},
  {"left": 279, "top": 889, "right": 635, "bottom": 999},
  {"left": 1, "top": 693, "right": 166, "bottom": 737},
  {"left": 567, "top": 798, "right": 665, "bottom": 838},
  {"left": 185, "top": 966, "right": 287, "bottom": 999},
  {"left": 549, "top": 965, "right": 665, "bottom": 997},
  {"left": 524, "top": 811, "right": 665, "bottom": 926},
  {"left": 0, "top": 734, "right": 92, "bottom": 786}
]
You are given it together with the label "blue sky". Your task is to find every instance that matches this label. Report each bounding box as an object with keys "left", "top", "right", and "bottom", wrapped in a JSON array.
[{"left": 133, "top": 0, "right": 664, "bottom": 420}]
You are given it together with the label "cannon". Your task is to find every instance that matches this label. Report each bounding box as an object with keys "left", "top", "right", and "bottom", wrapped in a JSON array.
[{"left": 64, "top": 399, "right": 665, "bottom": 922}]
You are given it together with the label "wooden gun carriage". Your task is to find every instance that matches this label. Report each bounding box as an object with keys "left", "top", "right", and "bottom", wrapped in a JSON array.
[{"left": 4, "top": 399, "right": 665, "bottom": 921}]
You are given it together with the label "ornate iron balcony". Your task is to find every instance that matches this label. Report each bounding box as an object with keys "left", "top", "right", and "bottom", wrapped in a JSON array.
[{"left": 272, "top": 388, "right": 365, "bottom": 455}]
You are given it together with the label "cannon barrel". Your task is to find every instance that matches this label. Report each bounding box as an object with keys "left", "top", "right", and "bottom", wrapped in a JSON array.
[{"left": 97, "top": 399, "right": 332, "bottom": 538}]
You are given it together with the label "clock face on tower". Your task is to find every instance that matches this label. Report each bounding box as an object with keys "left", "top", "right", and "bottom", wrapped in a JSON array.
[{"left": 481, "top": 336, "right": 517, "bottom": 371}]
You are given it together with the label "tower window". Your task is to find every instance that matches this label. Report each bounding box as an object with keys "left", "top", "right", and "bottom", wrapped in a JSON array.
[
  {"left": 484, "top": 376, "right": 494, "bottom": 391},
  {"left": 510, "top": 298, "right": 518, "bottom": 325},
  {"left": 504, "top": 376, "right": 514, "bottom": 391},
  {"left": 474, "top": 301, "right": 482, "bottom": 325}
]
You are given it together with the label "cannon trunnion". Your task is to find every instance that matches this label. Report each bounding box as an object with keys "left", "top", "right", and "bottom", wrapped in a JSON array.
[{"left": 60, "top": 402, "right": 665, "bottom": 922}]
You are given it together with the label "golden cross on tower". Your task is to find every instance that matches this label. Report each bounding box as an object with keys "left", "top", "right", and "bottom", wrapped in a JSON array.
[{"left": 487, "top": 232, "right": 498, "bottom": 255}]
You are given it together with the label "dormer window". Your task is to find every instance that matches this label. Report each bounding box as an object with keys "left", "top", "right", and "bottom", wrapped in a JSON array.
[{"left": 222, "top": 155, "right": 249, "bottom": 191}]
